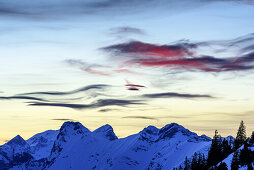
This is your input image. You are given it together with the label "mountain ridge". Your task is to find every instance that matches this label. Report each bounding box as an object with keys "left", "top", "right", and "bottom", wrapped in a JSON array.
[{"left": 0, "top": 121, "right": 212, "bottom": 170}]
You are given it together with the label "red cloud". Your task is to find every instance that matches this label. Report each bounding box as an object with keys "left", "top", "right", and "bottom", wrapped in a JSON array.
[
  {"left": 81, "top": 67, "right": 112, "bottom": 76},
  {"left": 103, "top": 41, "right": 196, "bottom": 58},
  {"left": 102, "top": 37, "right": 254, "bottom": 72}
]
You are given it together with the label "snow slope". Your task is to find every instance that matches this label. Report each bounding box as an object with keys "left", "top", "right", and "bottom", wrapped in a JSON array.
[
  {"left": 219, "top": 146, "right": 254, "bottom": 170},
  {"left": 27, "top": 130, "right": 59, "bottom": 160}
]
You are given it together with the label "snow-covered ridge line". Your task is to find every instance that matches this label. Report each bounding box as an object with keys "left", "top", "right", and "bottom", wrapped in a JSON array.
[{"left": 0, "top": 121, "right": 212, "bottom": 170}]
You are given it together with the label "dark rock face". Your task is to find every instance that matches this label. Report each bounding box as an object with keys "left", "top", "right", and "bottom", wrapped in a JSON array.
[{"left": 13, "top": 152, "right": 33, "bottom": 165}]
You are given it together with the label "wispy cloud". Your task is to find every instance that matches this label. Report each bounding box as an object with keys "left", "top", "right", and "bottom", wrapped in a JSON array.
[
  {"left": 142, "top": 92, "right": 214, "bottom": 99},
  {"left": 109, "top": 26, "right": 146, "bottom": 38},
  {"left": 0, "top": 138, "right": 9, "bottom": 144},
  {"left": 20, "top": 84, "right": 109, "bottom": 96},
  {"left": 98, "top": 108, "right": 120, "bottom": 112},
  {"left": 0, "top": 95, "right": 47, "bottom": 101},
  {"left": 122, "top": 116, "right": 158, "bottom": 120},
  {"left": 102, "top": 34, "right": 254, "bottom": 73},
  {"left": 51, "top": 118, "right": 76, "bottom": 121},
  {"left": 28, "top": 99, "right": 144, "bottom": 110},
  {"left": 65, "top": 59, "right": 112, "bottom": 76},
  {"left": 65, "top": 59, "right": 139, "bottom": 76},
  {"left": 0, "top": 0, "right": 252, "bottom": 20}
]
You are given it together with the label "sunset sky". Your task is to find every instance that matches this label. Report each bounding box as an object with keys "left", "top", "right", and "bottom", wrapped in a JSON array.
[{"left": 1, "top": 0, "right": 254, "bottom": 144}]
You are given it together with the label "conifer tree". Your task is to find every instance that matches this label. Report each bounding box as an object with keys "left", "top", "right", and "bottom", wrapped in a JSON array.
[
  {"left": 222, "top": 138, "right": 232, "bottom": 158},
  {"left": 184, "top": 156, "right": 189, "bottom": 170},
  {"left": 201, "top": 153, "right": 207, "bottom": 169},
  {"left": 235, "top": 120, "right": 246, "bottom": 149},
  {"left": 249, "top": 131, "right": 254, "bottom": 145},
  {"left": 207, "top": 130, "right": 223, "bottom": 166},
  {"left": 191, "top": 152, "right": 198, "bottom": 170},
  {"left": 217, "top": 162, "right": 228, "bottom": 170},
  {"left": 239, "top": 142, "right": 254, "bottom": 166}
]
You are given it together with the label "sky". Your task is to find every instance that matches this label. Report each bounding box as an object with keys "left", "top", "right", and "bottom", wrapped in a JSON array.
[{"left": 0, "top": 0, "right": 254, "bottom": 144}]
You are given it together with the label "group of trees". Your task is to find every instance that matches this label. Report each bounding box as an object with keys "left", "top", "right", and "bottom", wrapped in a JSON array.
[{"left": 175, "top": 120, "right": 254, "bottom": 170}]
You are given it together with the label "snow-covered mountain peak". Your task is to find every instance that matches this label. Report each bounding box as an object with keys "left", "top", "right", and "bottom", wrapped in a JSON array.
[
  {"left": 1, "top": 121, "right": 214, "bottom": 170},
  {"left": 157, "top": 123, "right": 211, "bottom": 142},
  {"left": 93, "top": 124, "right": 113, "bottom": 133},
  {"left": 93, "top": 124, "right": 118, "bottom": 141},
  {"left": 6, "top": 135, "right": 28, "bottom": 148},
  {"left": 0, "top": 135, "right": 33, "bottom": 169},
  {"left": 138, "top": 125, "right": 159, "bottom": 142},
  {"left": 49, "top": 122, "right": 91, "bottom": 160},
  {"left": 158, "top": 123, "right": 190, "bottom": 139},
  {"left": 142, "top": 125, "right": 159, "bottom": 134},
  {"left": 59, "top": 121, "right": 90, "bottom": 137}
]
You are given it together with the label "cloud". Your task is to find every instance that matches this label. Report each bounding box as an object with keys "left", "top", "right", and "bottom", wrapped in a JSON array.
[
  {"left": 0, "top": 95, "right": 47, "bottom": 101},
  {"left": 125, "top": 81, "right": 146, "bottom": 91},
  {"left": 113, "top": 69, "right": 140, "bottom": 75},
  {"left": 0, "top": 0, "right": 252, "bottom": 20},
  {"left": 65, "top": 59, "right": 112, "bottom": 76},
  {"left": 142, "top": 92, "right": 214, "bottom": 99},
  {"left": 0, "top": 138, "right": 10, "bottom": 144},
  {"left": 20, "top": 84, "right": 109, "bottom": 96},
  {"left": 98, "top": 108, "right": 119, "bottom": 112},
  {"left": 122, "top": 116, "right": 158, "bottom": 120},
  {"left": 109, "top": 27, "right": 146, "bottom": 38},
  {"left": 51, "top": 118, "right": 76, "bottom": 121},
  {"left": 65, "top": 59, "right": 140, "bottom": 76},
  {"left": 158, "top": 115, "right": 191, "bottom": 119},
  {"left": 81, "top": 67, "right": 112, "bottom": 76},
  {"left": 28, "top": 99, "right": 144, "bottom": 110},
  {"left": 102, "top": 34, "right": 254, "bottom": 73},
  {"left": 0, "top": 0, "right": 176, "bottom": 20},
  {"left": 102, "top": 41, "right": 196, "bottom": 58}
]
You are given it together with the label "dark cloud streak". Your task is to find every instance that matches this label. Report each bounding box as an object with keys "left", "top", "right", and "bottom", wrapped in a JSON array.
[
  {"left": 20, "top": 84, "right": 109, "bottom": 96},
  {"left": 142, "top": 92, "right": 214, "bottom": 99},
  {"left": 122, "top": 116, "right": 158, "bottom": 120},
  {"left": 0, "top": 95, "right": 47, "bottom": 101},
  {"left": 28, "top": 99, "right": 144, "bottom": 110}
]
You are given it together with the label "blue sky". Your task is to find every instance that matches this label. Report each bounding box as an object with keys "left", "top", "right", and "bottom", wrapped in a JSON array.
[{"left": 0, "top": 0, "right": 254, "bottom": 143}]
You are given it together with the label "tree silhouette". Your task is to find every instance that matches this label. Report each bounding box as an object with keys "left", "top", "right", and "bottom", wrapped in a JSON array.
[
  {"left": 207, "top": 130, "right": 223, "bottom": 166},
  {"left": 184, "top": 156, "right": 189, "bottom": 170},
  {"left": 249, "top": 131, "right": 254, "bottom": 145},
  {"left": 235, "top": 120, "right": 246, "bottom": 149},
  {"left": 217, "top": 162, "right": 228, "bottom": 170},
  {"left": 239, "top": 142, "right": 254, "bottom": 167}
]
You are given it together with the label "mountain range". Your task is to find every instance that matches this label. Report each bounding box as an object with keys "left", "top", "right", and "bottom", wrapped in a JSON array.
[{"left": 1, "top": 121, "right": 213, "bottom": 170}]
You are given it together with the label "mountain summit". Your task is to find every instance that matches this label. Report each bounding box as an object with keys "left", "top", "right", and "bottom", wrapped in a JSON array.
[
  {"left": 0, "top": 121, "right": 212, "bottom": 170},
  {"left": 93, "top": 124, "right": 118, "bottom": 141}
]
